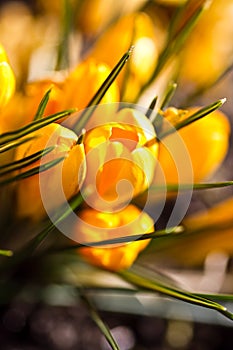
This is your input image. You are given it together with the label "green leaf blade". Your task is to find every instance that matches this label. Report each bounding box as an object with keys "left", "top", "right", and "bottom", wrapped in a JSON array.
[
  {"left": 0, "top": 156, "right": 64, "bottom": 186},
  {"left": 81, "top": 292, "right": 120, "bottom": 350},
  {"left": 0, "top": 108, "right": 75, "bottom": 147},
  {"left": 120, "top": 266, "right": 233, "bottom": 322},
  {"left": 74, "top": 47, "right": 133, "bottom": 135},
  {"left": 0, "top": 146, "right": 55, "bottom": 176},
  {"left": 159, "top": 98, "right": 226, "bottom": 139},
  {"left": 33, "top": 88, "right": 52, "bottom": 121}
]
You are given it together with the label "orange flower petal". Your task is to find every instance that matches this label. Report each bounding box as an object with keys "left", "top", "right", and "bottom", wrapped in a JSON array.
[{"left": 76, "top": 204, "right": 154, "bottom": 271}]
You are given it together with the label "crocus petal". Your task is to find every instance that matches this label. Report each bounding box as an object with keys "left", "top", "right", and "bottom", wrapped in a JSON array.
[
  {"left": 16, "top": 123, "right": 86, "bottom": 221},
  {"left": 75, "top": 204, "right": 154, "bottom": 271},
  {"left": 159, "top": 197, "right": 233, "bottom": 266},
  {"left": 83, "top": 110, "right": 158, "bottom": 211},
  {"left": 156, "top": 107, "right": 230, "bottom": 184},
  {"left": 89, "top": 12, "right": 162, "bottom": 101},
  {"left": 0, "top": 61, "right": 15, "bottom": 109},
  {"left": 62, "top": 58, "right": 119, "bottom": 110}
]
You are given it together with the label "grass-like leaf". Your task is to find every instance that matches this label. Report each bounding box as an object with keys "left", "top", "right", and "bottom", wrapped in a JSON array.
[
  {"left": 120, "top": 19, "right": 136, "bottom": 100},
  {"left": 195, "top": 293, "right": 233, "bottom": 302},
  {"left": 134, "top": 1, "right": 209, "bottom": 101},
  {"left": 0, "top": 136, "right": 36, "bottom": 154},
  {"left": 166, "top": 0, "right": 187, "bottom": 40},
  {"left": 81, "top": 291, "right": 120, "bottom": 350},
  {"left": 0, "top": 249, "right": 13, "bottom": 257},
  {"left": 150, "top": 180, "right": 233, "bottom": 192},
  {"left": 151, "top": 82, "right": 177, "bottom": 132},
  {"left": 159, "top": 98, "right": 226, "bottom": 139},
  {"left": 53, "top": 226, "right": 183, "bottom": 252},
  {"left": 74, "top": 47, "right": 133, "bottom": 135},
  {"left": 159, "top": 82, "right": 178, "bottom": 112},
  {"left": 0, "top": 157, "right": 64, "bottom": 186},
  {"left": 0, "top": 146, "right": 54, "bottom": 176},
  {"left": 153, "top": 1, "right": 208, "bottom": 80},
  {"left": 86, "top": 286, "right": 233, "bottom": 304},
  {"left": 145, "top": 96, "right": 158, "bottom": 119},
  {"left": 0, "top": 108, "right": 75, "bottom": 146},
  {"left": 120, "top": 266, "right": 233, "bottom": 321},
  {"left": 56, "top": 0, "right": 73, "bottom": 70},
  {"left": 34, "top": 88, "right": 52, "bottom": 121},
  {"left": 0, "top": 191, "right": 85, "bottom": 278}
]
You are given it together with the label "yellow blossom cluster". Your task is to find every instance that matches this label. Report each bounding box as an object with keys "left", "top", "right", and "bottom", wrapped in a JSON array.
[{"left": 0, "top": 0, "right": 232, "bottom": 274}]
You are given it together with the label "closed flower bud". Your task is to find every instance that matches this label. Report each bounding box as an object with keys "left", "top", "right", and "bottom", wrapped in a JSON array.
[{"left": 16, "top": 123, "right": 86, "bottom": 221}]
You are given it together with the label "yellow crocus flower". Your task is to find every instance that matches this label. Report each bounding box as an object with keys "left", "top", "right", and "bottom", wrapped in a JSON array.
[
  {"left": 0, "top": 59, "right": 119, "bottom": 132},
  {"left": 89, "top": 12, "right": 160, "bottom": 101},
  {"left": 0, "top": 43, "right": 15, "bottom": 109},
  {"left": 156, "top": 197, "right": 233, "bottom": 266},
  {"left": 61, "top": 58, "right": 119, "bottom": 110},
  {"left": 16, "top": 123, "right": 86, "bottom": 221},
  {"left": 76, "top": 204, "right": 154, "bottom": 271},
  {"left": 77, "top": 0, "right": 123, "bottom": 36},
  {"left": 179, "top": 0, "right": 233, "bottom": 90},
  {"left": 0, "top": 80, "right": 64, "bottom": 133},
  {"left": 83, "top": 108, "right": 158, "bottom": 210},
  {"left": 156, "top": 107, "right": 230, "bottom": 184}
]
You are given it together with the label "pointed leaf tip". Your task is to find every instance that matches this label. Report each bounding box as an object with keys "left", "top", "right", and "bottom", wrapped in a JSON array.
[{"left": 128, "top": 45, "right": 134, "bottom": 56}]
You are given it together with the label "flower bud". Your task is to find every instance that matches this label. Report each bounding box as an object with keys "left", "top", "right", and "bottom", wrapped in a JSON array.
[{"left": 16, "top": 123, "right": 86, "bottom": 221}]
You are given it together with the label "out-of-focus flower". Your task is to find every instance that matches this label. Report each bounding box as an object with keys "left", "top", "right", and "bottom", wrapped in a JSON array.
[
  {"left": 0, "top": 43, "right": 15, "bottom": 109},
  {"left": 16, "top": 123, "right": 86, "bottom": 221},
  {"left": 25, "top": 80, "right": 64, "bottom": 117},
  {"left": 89, "top": 12, "right": 165, "bottom": 101},
  {"left": 76, "top": 0, "right": 149, "bottom": 37},
  {"left": 61, "top": 58, "right": 119, "bottom": 110},
  {"left": 0, "top": 58, "right": 119, "bottom": 133},
  {"left": 162, "top": 197, "right": 233, "bottom": 266},
  {"left": 0, "top": 43, "right": 15, "bottom": 169},
  {"left": 179, "top": 0, "right": 233, "bottom": 91},
  {"left": 76, "top": 204, "right": 154, "bottom": 271},
  {"left": 77, "top": 0, "right": 125, "bottom": 36},
  {"left": 83, "top": 108, "right": 158, "bottom": 210},
  {"left": 184, "top": 197, "right": 233, "bottom": 231},
  {"left": 155, "top": 107, "right": 230, "bottom": 184},
  {"left": 0, "top": 80, "right": 63, "bottom": 133},
  {"left": 0, "top": 2, "right": 55, "bottom": 86},
  {"left": 38, "top": 0, "right": 147, "bottom": 37}
]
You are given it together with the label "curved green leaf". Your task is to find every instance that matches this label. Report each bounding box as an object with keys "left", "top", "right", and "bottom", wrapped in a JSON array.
[
  {"left": 0, "top": 146, "right": 55, "bottom": 176},
  {"left": 0, "top": 108, "right": 75, "bottom": 146},
  {"left": 74, "top": 47, "right": 133, "bottom": 134},
  {"left": 120, "top": 266, "right": 233, "bottom": 321},
  {"left": 34, "top": 88, "right": 52, "bottom": 121},
  {"left": 159, "top": 98, "right": 226, "bottom": 139},
  {"left": 0, "top": 156, "right": 64, "bottom": 186}
]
